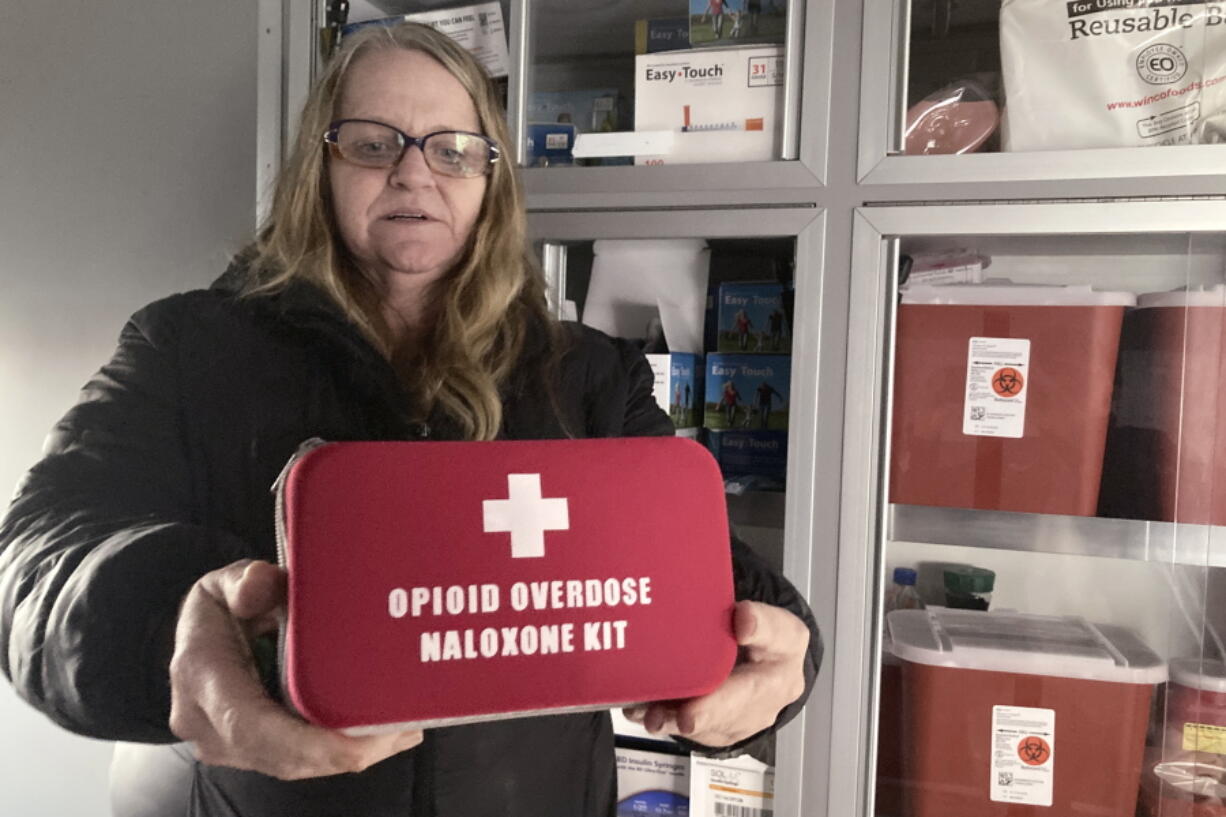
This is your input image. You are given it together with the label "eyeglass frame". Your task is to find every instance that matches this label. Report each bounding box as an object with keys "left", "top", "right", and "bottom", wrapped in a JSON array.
[{"left": 322, "top": 118, "right": 502, "bottom": 177}]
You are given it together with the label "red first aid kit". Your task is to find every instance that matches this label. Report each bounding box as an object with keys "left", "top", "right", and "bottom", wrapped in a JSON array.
[{"left": 273, "top": 437, "right": 737, "bottom": 734}]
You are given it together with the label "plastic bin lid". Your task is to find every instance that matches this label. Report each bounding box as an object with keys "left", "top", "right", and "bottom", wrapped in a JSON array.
[
  {"left": 901, "top": 283, "right": 1136, "bottom": 307},
  {"left": 1170, "top": 658, "right": 1226, "bottom": 693},
  {"left": 1138, "top": 285, "right": 1226, "bottom": 309},
  {"left": 887, "top": 609, "right": 1167, "bottom": 685}
]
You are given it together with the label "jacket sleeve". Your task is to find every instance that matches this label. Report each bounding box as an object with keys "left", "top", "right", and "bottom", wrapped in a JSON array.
[
  {"left": 615, "top": 338, "right": 824, "bottom": 758},
  {"left": 0, "top": 298, "right": 249, "bottom": 742}
]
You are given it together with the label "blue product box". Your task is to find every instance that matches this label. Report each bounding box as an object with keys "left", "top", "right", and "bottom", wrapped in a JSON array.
[
  {"left": 528, "top": 89, "right": 629, "bottom": 166},
  {"left": 525, "top": 122, "right": 577, "bottom": 167},
  {"left": 716, "top": 282, "right": 791, "bottom": 354},
  {"left": 704, "top": 354, "right": 790, "bottom": 431},
  {"left": 615, "top": 746, "right": 690, "bottom": 816},
  {"left": 634, "top": 17, "right": 691, "bottom": 53},
  {"left": 707, "top": 430, "right": 788, "bottom": 480},
  {"left": 647, "top": 353, "right": 704, "bottom": 429}
]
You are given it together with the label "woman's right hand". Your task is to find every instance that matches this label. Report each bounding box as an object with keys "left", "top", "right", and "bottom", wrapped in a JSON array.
[{"left": 169, "top": 559, "right": 423, "bottom": 780}]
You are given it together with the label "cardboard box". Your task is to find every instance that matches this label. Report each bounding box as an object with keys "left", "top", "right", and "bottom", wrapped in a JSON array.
[
  {"left": 525, "top": 122, "right": 576, "bottom": 168},
  {"left": 634, "top": 46, "right": 784, "bottom": 165},
  {"left": 616, "top": 747, "right": 691, "bottom": 816},
  {"left": 690, "top": 754, "right": 774, "bottom": 816},
  {"left": 528, "top": 89, "right": 625, "bottom": 166},
  {"left": 707, "top": 429, "right": 787, "bottom": 480},
  {"left": 716, "top": 282, "right": 790, "bottom": 353},
  {"left": 635, "top": 17, "right": 691, "bottom": 54},
  {"left": 687, "top": 0, "right": 789, "bottom": 49},
  {"left": 704, "top": 354, "right": 790, "bottom": 431},
  {"left": 647, "top": 353, "right": 704, "bottom": 429}
]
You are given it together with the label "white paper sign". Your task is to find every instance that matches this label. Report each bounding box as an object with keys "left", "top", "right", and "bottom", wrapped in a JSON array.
[
  {"left": 964, "top": 337, "right": 1030, "bottom": 439},
  {"left": 405, "top": 2, "right": 509, "bottom": 78},
  {"left": 991, "top": 705, "right": 1055, "bottom": 807}
]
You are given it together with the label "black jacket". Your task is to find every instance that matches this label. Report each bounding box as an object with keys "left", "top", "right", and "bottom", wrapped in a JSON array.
[{"left": 0, "top": 266, "right": 821, "bottom": 816}]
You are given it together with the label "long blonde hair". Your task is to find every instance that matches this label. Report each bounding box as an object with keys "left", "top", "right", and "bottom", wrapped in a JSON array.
[{"left": 246, "top": 22, "right": 555, "bottom": 441}]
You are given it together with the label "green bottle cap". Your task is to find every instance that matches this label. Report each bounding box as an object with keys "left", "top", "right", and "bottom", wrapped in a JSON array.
[{"left": 943, "top": 566, "right": 996, "bottom": 595}]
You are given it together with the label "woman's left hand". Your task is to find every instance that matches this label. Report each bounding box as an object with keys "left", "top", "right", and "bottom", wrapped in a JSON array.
[{"left": 622, "top": 600, "right": 810, "bottom": 747}]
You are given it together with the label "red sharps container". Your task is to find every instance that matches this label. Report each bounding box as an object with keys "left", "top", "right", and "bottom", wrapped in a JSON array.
[
  {"left": 891, "top": 284, "right": 1135, "bottom": 516},
  {"left": 1139, "top": 658, "right": 1226, "bottom": 817},
  {"left": 1100, "top": 287, "right": 1226, "bottom": 525},
  {"left": 888, "top": 608, "right": 1166, "bottom": 817}
]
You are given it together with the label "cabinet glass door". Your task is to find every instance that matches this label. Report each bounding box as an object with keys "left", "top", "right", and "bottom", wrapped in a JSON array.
[
  {"left": 530, "top": 207, "right": 834, "bottom": 817},
  {"left": 858, "top": 0, "right": 1226, "bottom": 182},
  {"left": 524, "top": 0, "right": 795, "bottom": 170},
  {"left": 835, "top": 201, "right": 1226, "bottom": 817}
]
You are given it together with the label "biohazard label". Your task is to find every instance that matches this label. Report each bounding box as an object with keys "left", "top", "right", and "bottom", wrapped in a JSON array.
[
  {"left": 991, "top": 705, "right": 1055, "bottom": 807},
  {"left": 1183, "top": 722, "right": 1226, "bottom": 754},
  {"left": 964, "top": 337, "right": 1031, "bottom": 439}
]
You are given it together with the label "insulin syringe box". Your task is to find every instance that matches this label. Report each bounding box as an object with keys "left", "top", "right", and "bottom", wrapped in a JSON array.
[
  {"left": 646, "top": 352, "right": 704, "bottom": 430},
  {"left": 707, "top": 430, "right": 787, "bottom": 480},
  {"left": 704, "top": 354, "right": 790, "bottom": 432},
  {"left": 634, "top": 45, "right": 784, "bottom": 165},
  {"left": 716, "top": 282, "right": 790, "bottom": 353},
  {"left": 616, "top": 746, "right": 691, "bottom": 815},
  {"left": 690, "top": 754, "right": 774, "bottom": 816}
]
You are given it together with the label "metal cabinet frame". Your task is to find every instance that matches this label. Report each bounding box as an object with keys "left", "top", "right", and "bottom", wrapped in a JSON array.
[
  {"left": 837, "top": 201, "right": 1226, "bottom": 817},
  {"left": 258, "top": 1, "right": 1226, "bottom": 814}
]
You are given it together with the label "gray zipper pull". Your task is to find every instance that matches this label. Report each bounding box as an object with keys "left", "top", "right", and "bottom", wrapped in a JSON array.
[{"left": 271, "top": 437, "right": 330, "bottom": 494}]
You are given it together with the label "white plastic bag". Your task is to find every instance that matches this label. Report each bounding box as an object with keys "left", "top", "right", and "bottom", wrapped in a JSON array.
[{"left": 1000, "top": 0, "right": 1226, "bottom": 150}]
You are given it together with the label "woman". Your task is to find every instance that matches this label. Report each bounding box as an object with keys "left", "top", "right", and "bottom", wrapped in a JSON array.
[{"left": 0, "top": 22, "right": 820, "bottom": 816}]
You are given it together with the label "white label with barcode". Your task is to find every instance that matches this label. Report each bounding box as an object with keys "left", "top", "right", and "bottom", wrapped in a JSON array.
[
  {"left": 714, "top": 804, "right": 772, "bottom": 817},
  {"left": 964, "top": 337, "right": 1030, "bottom": 439},
  {"left": 991, "top": 705, "right": 1055, "bottom": 807},
  {"left": 690, "top": 755, "right": 774, "bottom": 817}
]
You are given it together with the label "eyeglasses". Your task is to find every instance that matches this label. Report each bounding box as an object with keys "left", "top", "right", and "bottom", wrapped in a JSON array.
[{"left": 323, "top": 119, "right": 500, "bottom": 178}]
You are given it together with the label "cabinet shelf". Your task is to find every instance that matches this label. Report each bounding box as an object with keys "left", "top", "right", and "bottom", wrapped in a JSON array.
[{"left": 889, "top": 503, "right": 1226, "bottom": 567}]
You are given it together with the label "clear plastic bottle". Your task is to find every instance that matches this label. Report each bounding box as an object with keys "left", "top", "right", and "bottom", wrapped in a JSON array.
[{"left": 884, "top": 567, "right": 924, "bottom": 615}]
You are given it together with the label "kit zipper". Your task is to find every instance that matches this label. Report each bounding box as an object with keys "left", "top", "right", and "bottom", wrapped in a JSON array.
[
  {"left": 271, "top": 436, "right": 330, "bottom": 572},
  {"left": 269, "top": 436, "right": 329, "bottom": 714}
]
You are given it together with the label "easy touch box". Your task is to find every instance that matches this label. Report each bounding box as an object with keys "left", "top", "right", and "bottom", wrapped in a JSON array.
[
  {"left": 1099, "top": 287, "right": 1226, "bottom": 525},
  {"left": 707, "top": 430, "right": 787, "bottom": 480},
  {"left": 716, "top": 282, "right": 790, "bottom": 353},
  {"left": 646, "top": 353, "right": 704, "bottom": 429},
  {"left": 634, "top": 46, "right": 784, "bottom": 165},
  {"left": 704, "top": 354, "right": 790, "bottom": 431},
  {"left": 275, "top": 438, "right": 737, "bottom": 733},
  {"left": 615, "top": 747, "right": 690, "bottom": 816},
  {"left": 888, "top": 609, "right": 1165, "bottom": 817},
  {"left": 890, "top": 284, "right": 1134, "bottom": 516}
]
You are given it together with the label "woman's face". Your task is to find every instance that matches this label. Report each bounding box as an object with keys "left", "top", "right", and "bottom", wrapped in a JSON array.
[{"left": 329, "top": 49, "right": 488, "bottom": 304}]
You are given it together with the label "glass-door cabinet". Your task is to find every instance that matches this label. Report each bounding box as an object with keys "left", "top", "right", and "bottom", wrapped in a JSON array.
[
  {"left": 834, "top": 200, "right": 1226, "bottom": 817},
  {"left": 857, "top": 0, "right": 1226, "bottom": 184},
  {"left": 291, "top": 0, "right": 834, "bottom": 207},
  {"left": 530, "top": 206, "right": 838, "bottom": 817}
]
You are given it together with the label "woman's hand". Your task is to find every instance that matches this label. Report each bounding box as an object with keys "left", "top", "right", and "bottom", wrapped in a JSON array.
[
  {"left": 169, "top": 559, "right": 423, "bottom": 780},
  {"left": 622, "top": 600, "right": 809, "bottom": 748}
]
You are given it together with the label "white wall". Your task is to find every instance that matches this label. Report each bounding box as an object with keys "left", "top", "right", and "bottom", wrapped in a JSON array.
[{"left": 0, "top": 2, "right": 257, "bottom": 814}]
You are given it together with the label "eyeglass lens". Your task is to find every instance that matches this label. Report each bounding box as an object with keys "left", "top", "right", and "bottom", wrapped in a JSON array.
[{"left": 332, "top": 121, "right": 493, "bottom": 177}]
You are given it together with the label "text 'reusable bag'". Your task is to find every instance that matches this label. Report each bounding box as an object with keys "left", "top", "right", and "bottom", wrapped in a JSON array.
[
  {"left": 274, "top": 437, "right": 738, "bottom": 734},
  {"left": 1001, "top": 0, "right": 1226, "bottom": 150}
]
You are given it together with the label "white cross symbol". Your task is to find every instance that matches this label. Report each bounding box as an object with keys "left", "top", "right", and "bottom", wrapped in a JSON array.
[{"left": 482, "top": 473, "right": 569, "bottom": 558}]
